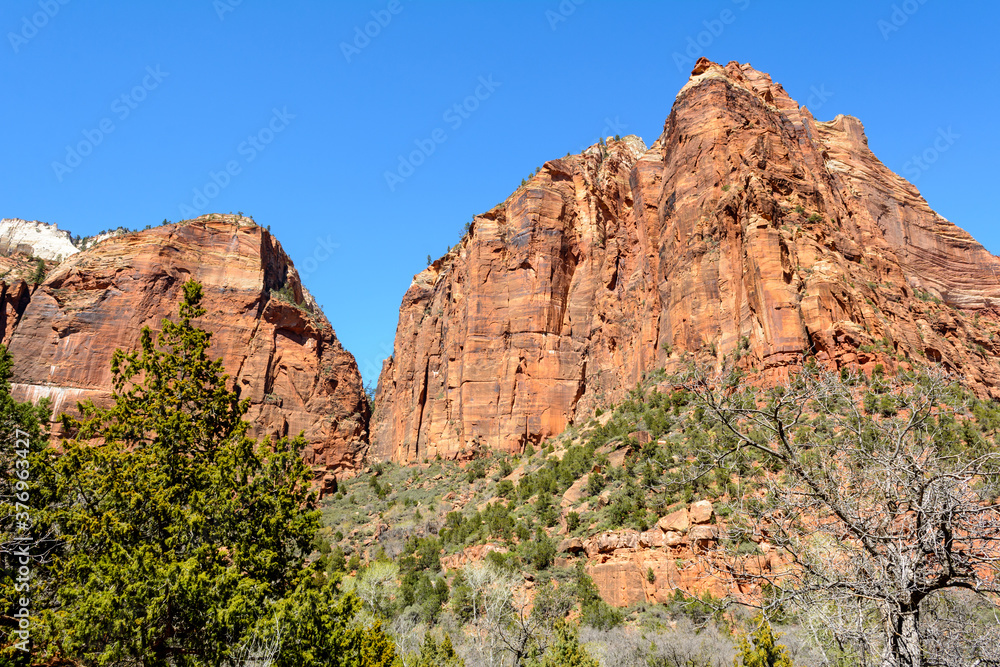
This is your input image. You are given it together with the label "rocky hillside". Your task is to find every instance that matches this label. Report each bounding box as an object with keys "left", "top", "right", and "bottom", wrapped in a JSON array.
[
  {"left": 325, "top": 374, "right": 807, "bottom": 612},
  {"left": 3, "top": 215, "right": 369, "bottom": 485},
  {"left": 373, "top": 58, "right": 1000, "bottom": 463}
]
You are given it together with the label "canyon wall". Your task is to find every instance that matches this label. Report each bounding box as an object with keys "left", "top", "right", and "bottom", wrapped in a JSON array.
[
  {"left": 4, "top": 215, "right": 369, "bottom": 484},
  {"left": 373, "top": 58, "right": 1000, "bottom": 462}
]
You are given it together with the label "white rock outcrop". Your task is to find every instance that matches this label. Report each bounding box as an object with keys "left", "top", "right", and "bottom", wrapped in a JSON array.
[{"left": 0, "top": 219, "right": 79, "bottom": 261}]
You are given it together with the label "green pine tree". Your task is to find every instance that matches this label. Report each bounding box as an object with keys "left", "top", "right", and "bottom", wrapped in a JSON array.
[
  {"left": 414, "top": 632, "right": 463, "bottom": 667},
  {"left": 735, "top": 616, "right": 794, "bottom": 667},
  {"left": 40, "top": 280, "right": 323, "bottom": 666},
  {"left": 30, "top": 258, "right": 45, "bottom": 285},
  {"left": 531, "top": 622, "right": 599, "bottom": 667},
  {"left": 269, "top": 579, "right": 398, "bottom": 667},
  {"left": 438, "top": 635, "right": 461, "bottom": 665}
]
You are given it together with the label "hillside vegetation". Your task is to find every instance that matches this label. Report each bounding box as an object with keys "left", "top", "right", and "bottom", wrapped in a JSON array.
[
  {"left": 2, "top": 283, "right": 998, "bottom": 667},
  {"left": 323, "top": 363, "right": 1000, "bottom": 666}
]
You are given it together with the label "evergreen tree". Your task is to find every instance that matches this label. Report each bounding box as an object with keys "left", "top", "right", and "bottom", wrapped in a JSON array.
[
  {"left": 40, "top": 281, "right": 321, "bottom": 666},
  {"left": 415, "top": 632, "right": 463, "bottom": 667},
  {"left": 269, "top": 578, "right": 398, "bottom": 667},
  {"left": 29, "top": 259, "right": 45, "bottom": 285},
  {"left": 530, "top": 622, "right": 598, "bottom": 667},
  {"left": 734, "top": 616, "right": 794, "bottom": 667}
]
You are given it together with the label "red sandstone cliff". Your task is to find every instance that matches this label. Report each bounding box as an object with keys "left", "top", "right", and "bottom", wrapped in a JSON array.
[
  {"left": 5, "top": 215, "right": 368, "bottom": 482},
  {"left": 373, "top": 58, "right": 1000, "bottom": 463}
]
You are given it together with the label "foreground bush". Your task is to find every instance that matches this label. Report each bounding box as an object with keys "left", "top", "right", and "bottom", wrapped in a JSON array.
[{"left": 12, "top": 281, "right": 399, "bottom": 666}]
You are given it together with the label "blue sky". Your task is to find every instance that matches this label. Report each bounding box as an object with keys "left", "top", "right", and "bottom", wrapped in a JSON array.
[{"left": 2, "top": 0, "right": 997, "bottom": 385}]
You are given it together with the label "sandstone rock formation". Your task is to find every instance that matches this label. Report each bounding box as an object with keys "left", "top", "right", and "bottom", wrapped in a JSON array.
[
  {"left": 4, "top": 215, "right": 368, "bottom": 481},
  {"left": 428, "top": 498, "right": 782, "bottom": 607},
  {"left": 564, "top": 500, "right": 784, "bottom": 607},
  {"left": 373, "top": 58, "right": 1000, "bottom": 462},
  {"left": 0, "top": 219, "right": 79, "bottom": 261}
]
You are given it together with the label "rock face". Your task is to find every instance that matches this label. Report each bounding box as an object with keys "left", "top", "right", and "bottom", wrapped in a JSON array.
[
  {"left": 5, "top": 216, "right": 368, "bottom": 479},
  {"left": 574, "top": 500, "right": 783, "bottom": 607},
  {"left": 0, "top": 219, "right": 79, "bottom": 261},
  {"left": 374, "top": 58, "right": 1000, "bottom": 462}
]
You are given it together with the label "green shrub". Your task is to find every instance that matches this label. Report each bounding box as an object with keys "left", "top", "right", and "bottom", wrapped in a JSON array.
[
  {"left": 415, "top": 632, "right": 464, "bottom": 667},
  {"left": 735, "top": 616, "right": 793, "bottom": 667},
  {"left": 534, "top": 622, "right": 599, "bottom": 667},
  {"left": 586, "top": 472, "right": 606, "bottom": 497},
  {"left": 521, "top": 527, "right": 557, "bottom": 570}
]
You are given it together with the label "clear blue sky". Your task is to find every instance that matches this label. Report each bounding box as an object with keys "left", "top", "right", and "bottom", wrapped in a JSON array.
[{"left": 2, "top": 0, "right": 997, "bottom": 385}]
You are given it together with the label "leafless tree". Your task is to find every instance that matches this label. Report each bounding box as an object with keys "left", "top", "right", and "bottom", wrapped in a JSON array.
[
  {"left": 354, "top": 560, "right": 399, "bottom": 617},
  {"left": 464, "top": 562, "right": 517, "bottom": 667},
  {"left": 461, "top": 562, "right": 572, "bottom": 667},
  {"left": 498, "top": 580, "right": 574, "bottom": 666},
  {"left": 388, "top": 614, "right": 424, "bottom": 667},
  {"left": 228, "top": 618, "right": 281, "bottom": 667},
  {"left": 686, "top": 366, "right": 1000, "bottom": 667},
  {"left": 579, "top": 618, "right": 737, "bottom": 667}
]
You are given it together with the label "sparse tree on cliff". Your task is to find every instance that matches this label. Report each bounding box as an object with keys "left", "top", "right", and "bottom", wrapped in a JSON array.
[
  {"left": 30, "top": 258, "right": 45, "bottom": 284},
  {"left": 687, "top": 367, "right": 1000, "bottom": 667}
]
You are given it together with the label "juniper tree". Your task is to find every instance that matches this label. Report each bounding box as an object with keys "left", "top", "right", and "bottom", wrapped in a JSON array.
[
  {"left": 735, "top": 616, "right": 793, "bottom": 667},
  {"left": 40, "top": 280, "right": 321, "bottom": 666},
  {"left": 531, "top": 622, "right": 599, "bottom": 667}
]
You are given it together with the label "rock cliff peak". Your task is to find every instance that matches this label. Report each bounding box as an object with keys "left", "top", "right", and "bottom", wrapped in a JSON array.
[{"left": 373, "top": 60, "right": 1000, "bottom": 463}]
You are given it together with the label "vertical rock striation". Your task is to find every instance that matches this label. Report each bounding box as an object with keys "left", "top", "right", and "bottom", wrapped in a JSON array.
[
  {"left": 374, "top": 58, "right": 1000, "bottom": 462},
  {"left": 4, "top": 215, "right": 369, "bottom": 481}
]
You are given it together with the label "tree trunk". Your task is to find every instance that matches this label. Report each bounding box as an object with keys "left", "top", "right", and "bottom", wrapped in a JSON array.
[{"left": 882, "top": 607, "right": 922, "bottom": 667}]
